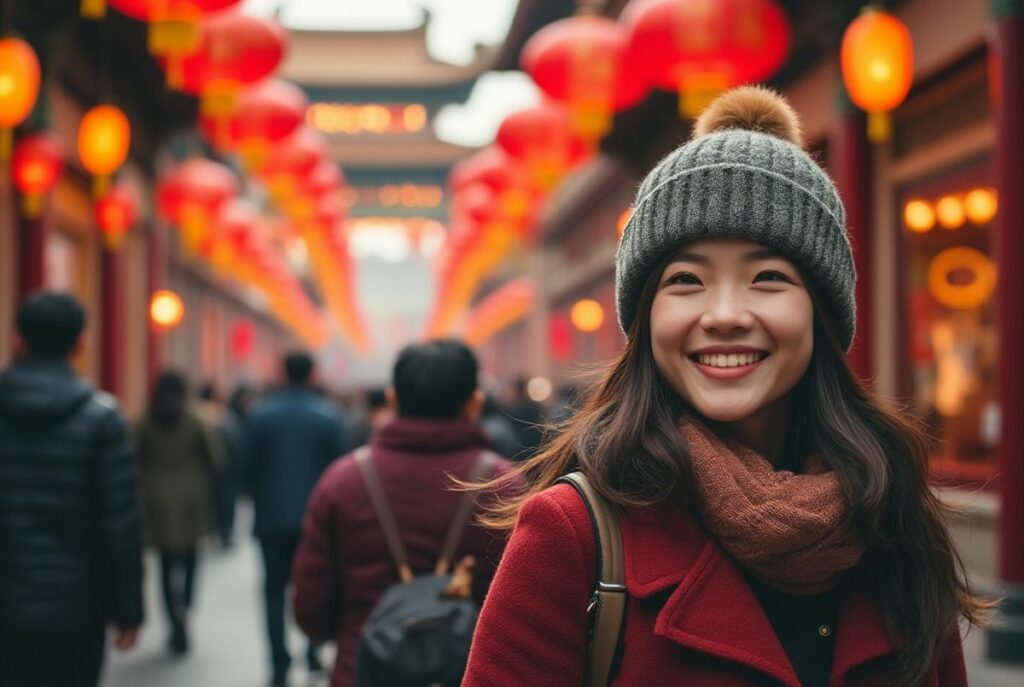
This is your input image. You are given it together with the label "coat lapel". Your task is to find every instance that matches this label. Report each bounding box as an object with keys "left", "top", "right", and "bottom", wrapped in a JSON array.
[
  {"left": 622, "top": 509, "right": 802, "bottom": 687},
  {"left": 621, "top": 508, "right": 899, "bottom": 687}
]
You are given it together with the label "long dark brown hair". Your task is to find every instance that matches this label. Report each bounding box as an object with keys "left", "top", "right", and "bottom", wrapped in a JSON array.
[{"left": 479, "top": 253, "right": 990, "bottom": 684}]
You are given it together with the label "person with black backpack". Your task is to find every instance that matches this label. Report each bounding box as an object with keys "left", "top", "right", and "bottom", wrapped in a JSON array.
[{"left": 291, "top": 339, "right": 523, "bottom": 687}]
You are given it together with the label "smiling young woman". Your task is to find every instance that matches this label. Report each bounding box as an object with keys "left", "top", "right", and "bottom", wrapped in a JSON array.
[{"left": 462, "top": 86, "right": 988, "bottom": 687}]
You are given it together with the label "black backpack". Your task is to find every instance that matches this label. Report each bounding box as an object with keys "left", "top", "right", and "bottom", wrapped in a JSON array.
[{"left": 353, "top": 447, "right": 496, "bottom": 687}]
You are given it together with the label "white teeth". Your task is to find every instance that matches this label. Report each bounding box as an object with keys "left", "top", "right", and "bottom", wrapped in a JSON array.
[{"left": 697, "top": 352, "right": 765, "bottom": 368}]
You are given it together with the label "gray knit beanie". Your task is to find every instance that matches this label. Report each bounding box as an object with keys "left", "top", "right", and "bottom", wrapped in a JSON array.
[{"left": 615, "top": 86, "right": 856, "bottom": 350}]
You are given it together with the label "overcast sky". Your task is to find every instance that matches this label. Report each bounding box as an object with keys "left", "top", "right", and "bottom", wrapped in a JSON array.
[{"left": 244, "top": 0, "right": 519, "bottom": 65}]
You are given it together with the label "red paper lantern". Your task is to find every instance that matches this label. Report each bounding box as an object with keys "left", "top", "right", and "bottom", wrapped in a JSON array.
[
  {"left": 229, "top": 319, "right": 255, "bottom": 362},
  {"left": 622, "top": 0, "right": 791, "bottom": 118},
  {"left": 840, "top": 8, "right": 914, "bottom": 142},
  {"left": 109, "top": 0, "right": 242, "bottom": 89},
  {"left": 257, "top": 126, "right": 329, "bottom": 201},
  {"left": 450, "top": 147, "right": 538, "bottom": 231},
  {"left": 156, "top": 158, "right": 238, "bottom": 253},
  {"left": 495, "top": 102, "right": 591, "bottom": 192},
  {"left": 12, "top": 132, "right": 63, "bottom": 218},
  {"left": 207, "top": 197, "right": 258, "bottom": 271},
  {"left": 0, "top": 37, "right": 41, "bottom": 160},
  {"left": 522, "top": 13, "right": 649, "bottom": 141},
  {"left": 94, "top": 184, "right": 136, "bottom": 249},
  {"left": 198, "top": 78, "right": 307, "bottom": 167},
  {"left": 172, "top": 11, "right": 286, "bottom": 129},
  {"left": 286, "top": 160, "right": 344, "bottom": 222}
]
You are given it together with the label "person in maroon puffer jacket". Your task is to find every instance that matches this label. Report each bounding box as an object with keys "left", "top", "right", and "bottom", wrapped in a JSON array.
[{"left": 291, "top": 339, "right": 522, "bottom": 687}]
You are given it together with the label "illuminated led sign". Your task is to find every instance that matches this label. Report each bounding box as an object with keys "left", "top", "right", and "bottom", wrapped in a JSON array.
[{"left": 306, "top": 103, "right": 428, "bottom": 134}]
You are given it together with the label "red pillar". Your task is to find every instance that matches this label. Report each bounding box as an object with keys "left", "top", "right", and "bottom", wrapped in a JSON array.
[
  {"left": 146, "top": 224, "right": 167, "bottom": 389},
  {"left": 830, "top": 95, "right": 872, "bottom": 379},
  {"left": 16, "top": 213, "right": 48, "bottom": 301},
  {"left": 989, "top": 0, "right": 1024, "bottom": 663},
  {"left": 100, "top": 246, "right": 125, "bottom": 397}
]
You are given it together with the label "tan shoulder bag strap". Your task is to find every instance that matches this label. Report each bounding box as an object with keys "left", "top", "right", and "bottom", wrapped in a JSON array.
[
  {"left": 557, "top": 472, "right": 626, "bottom": 687},
  {"left": 435, "top": 450, "right": 499, "bottom": 576},
  {"left": 354, "top": 447, "right": 414, "bottom": 583}
]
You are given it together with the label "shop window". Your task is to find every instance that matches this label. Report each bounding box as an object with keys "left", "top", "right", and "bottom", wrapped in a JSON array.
[{"left": 899, "top": 163, "right": 997, "bottom": 483}]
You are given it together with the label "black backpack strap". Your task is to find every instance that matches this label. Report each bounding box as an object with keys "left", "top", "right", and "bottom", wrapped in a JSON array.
[
  {"left": 556, "top": 472, "right": 626, "bottom": 687},
  {"left": 435, "top": 450, "right": 499, "bottom": 576},
  {"left": 355, "top": 447, "right": 413, "bottom": 583}
]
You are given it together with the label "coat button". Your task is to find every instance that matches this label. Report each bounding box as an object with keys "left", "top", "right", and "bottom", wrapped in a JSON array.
[{"left": 818, "top": 624, "right": 832, "bottom": 638}]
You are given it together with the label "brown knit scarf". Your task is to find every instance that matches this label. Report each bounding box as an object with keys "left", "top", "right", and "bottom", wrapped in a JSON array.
[{"left": 681, "top": 417, "right": 865, "bottom": 596}]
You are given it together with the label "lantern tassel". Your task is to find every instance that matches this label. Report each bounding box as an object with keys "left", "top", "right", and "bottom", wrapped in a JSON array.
[
  {"left": 21, "top": 193, "right": 44, "bottom": 219},
  {"left": 0, "top": 129, "right": 12, "bottom": 161},
  {"left": 80, "top": 0, "right": 106, "bottom": 19},
  {"left": 92, "top": 175, "right": 111, "bottom": 199},
  {"left": 867, "top": 111, "right": 892, "bottom": 143}
]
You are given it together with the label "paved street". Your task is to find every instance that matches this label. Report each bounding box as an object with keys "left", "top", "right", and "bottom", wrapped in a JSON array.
[
  {"left": 104, "top": 506, "right": 331, "bottom": 687},
  {"left": 102, "top": 506, "right": 1023, "bottom": 687}
]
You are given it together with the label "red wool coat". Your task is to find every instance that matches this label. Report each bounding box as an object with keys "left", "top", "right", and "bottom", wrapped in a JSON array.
[
  {"left": 290, "top": 418, "right": 520, "bottom": 687},
  {"left": 463, "top": 484, "right": 968, "bottom": 687}
]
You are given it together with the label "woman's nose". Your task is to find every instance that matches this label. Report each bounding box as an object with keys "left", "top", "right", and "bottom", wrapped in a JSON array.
[{"left": 698, "top": 290, "right": 755, "bottom": 333}]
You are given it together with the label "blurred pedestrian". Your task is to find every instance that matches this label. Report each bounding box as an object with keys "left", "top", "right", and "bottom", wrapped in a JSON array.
[
  {"left": 197, "top": 381, "right": 244, "bottom": 548},
  {"left": 478, "top": 394, "right": 519, "bottom": 459},
  {"left": 463, "top": 88, "right": 984, "bottom": 686},
  {"left": 0, "top": 292, "right": 143, "bottom": 686},
  {"left": 245, "top": 351, "right": 346, "bottom": 686},
  {"left": 136, "top": 371, "right": 219, "bottom": 656},
  {"left": 292, "top": 339, "right": 522, "bottom": 687},
  {"left": 505, "top": 377, "right": 543, "bottom": 460}
]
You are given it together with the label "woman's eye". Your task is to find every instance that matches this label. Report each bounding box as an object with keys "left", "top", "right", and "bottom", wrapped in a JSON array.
[
  {"left": 667, "top": 272, "right": 702, "bottom": 286},
  {"left": 753, "top": 270, "right": 790, "bottom": 283}
]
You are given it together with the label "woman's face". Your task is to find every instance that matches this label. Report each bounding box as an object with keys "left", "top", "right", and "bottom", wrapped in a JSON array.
[{"left": 649, "top": 239, "right": 814, "bottom": 423}]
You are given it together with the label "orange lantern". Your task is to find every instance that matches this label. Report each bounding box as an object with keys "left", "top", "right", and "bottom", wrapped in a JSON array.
[
  {"left": 522, "top": 13, "right": 649, "bottom": 142},
  {"left": 78, "top": 104, "right": 131, "bottom": 197},
  {"left": 571, "top": 298, "right": 605, "bottom": 333},
  {"left": 623, "top": 0, "right": 791, "bottom": 118},
  {"left": 95, "top": 185, "right": 136, "bottom": 249},
  {"left": 108, "top": 0, "right": 242, "bottom": 89},
  {"left": 156, "top": 158, "right": 238, "bottom": 253},
  {"left": 150, "top": 289, "right": 185, "bottom": 330},
  {"left": 12, "top": 132, "right": 63, "bottom": 218},
  {"left": 0, "top": 37, "right": 41, "bottom": 160},
  {"left": 840, "top": 7, "right": 914, "bottom": 142},
  {"left": 495, "top": 102, "right": 591, "bottom": 192}
]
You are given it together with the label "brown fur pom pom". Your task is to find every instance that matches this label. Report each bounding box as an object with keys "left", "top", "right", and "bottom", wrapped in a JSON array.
[{"left": 693, "top": 86, "right": 803, "bottom": 147}]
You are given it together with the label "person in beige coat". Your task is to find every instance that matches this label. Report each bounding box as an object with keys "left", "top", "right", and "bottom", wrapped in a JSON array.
[{"left": 136, "top": 371, "right": 221, "bottom": 656}]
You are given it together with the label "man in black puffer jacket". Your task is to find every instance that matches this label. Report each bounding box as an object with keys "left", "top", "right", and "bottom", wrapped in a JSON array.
[{"left": 0, "top": 292, "right": 144, "bottom": 687}]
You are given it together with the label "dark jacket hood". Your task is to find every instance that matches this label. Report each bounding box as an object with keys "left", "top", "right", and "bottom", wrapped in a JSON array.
[{"left": 0, "top": 358, "right": 94, "bottom": 430}]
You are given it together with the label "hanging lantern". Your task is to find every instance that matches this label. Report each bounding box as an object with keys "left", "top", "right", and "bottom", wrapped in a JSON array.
[
  {"left": 95, "top": 184, "right": 137, "bottom": 249},
  {"left": 522, "top": 13, "right": 648, "bottom": 142},
  {"left": 198, "top": 78, "right": 307, "bottom": 169},
  {"left": 108, "top": 0, "right": 242, "bottom": 89},
  {"left": 0, "top": 37, "right": 41, "bottom": 160},
  {"left": 11, "top": 132, "right": 63, "bottom": 218},
  {"left": 449, "top": 147, "right": 537, "bottom": 226},
  {"left": 496, "top": 102, "right": 590, "bottom": 192},
  {"left": 156, "top": 158, "right": 238, "bottom": 254},
  {"left": 81, "top": 0, "right": 107, "bottom": 19},
  {"left": 150, "top": 289, "right": 185, "bottom": 330},
  {"left": 210, "top": 197, "right": 258, "bottom": 272},
  {"left": 840, "top": 7, "right": 913, "bottom": 143},
  {"left": 78, "top": 104, "right": 131, "bottom": 197},
  {"left": 622, "top": 0, "right": 791, "bottom": 118},
  {"left": 256, "top": 126, "right": 329, "bottom": 203},
  {"left": 172, "top": 12, "right": 286, "bottom": 142},
  {"left": 287, "top": 160, "right": 343, "bottom": 222}
]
